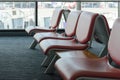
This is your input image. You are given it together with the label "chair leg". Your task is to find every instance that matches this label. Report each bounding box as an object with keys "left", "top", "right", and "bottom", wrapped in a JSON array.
[
  {"left": 29, "top": 40, "right": 37, "bottom": 49},
  {"left": 41, "top": 50, "right": 55, "bottom": 67},
  {"left": 44, "top": 55, "right": 59, "bottom": 74},
  {"left": 41, "top": 56, "right": 50, "bottom": 67}
]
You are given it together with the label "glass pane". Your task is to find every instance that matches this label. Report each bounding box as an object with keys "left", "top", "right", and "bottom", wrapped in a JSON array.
[
  {"left": 81, "top": 2, "right": 118, "bottom": 28},
  {"left": 0, "top": 2, "right": 35, "bottom": 30},
  {"left": 38, "top": 2, "right": 77, "bottom": 29}
]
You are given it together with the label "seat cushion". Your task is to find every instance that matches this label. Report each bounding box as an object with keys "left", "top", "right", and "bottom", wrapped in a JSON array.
[
  {"left": 34, "top": 32, "right": 73, "bottom": 43},
  {"left": 55, "top": 57, "right": 120, "bottom": 80},
  {"left": 39, "top": 39, "right": 88, "bottom": 55},
  {"left": 56, "top": 50, "right": 98, "bottom": 59},
  {"left": 25, "top": 26, "right": 55, "bottom": 34}
]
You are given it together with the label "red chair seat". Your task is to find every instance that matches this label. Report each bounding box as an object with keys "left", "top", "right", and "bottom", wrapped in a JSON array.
[
  {"left": 25, "top": 26, "right": 56, "bottom": 34},
  {"left": 25, "top": 9, "right": 64, "bottom": 35},
  {"left": 40, "top": 39, "right": 88, "bottom": 54},
  {"left": 55, "top": 57, "right": 120, "bottom": 80},
  {"left": 56, "top": 50, "right": 98, "bottom": 59},
  {"left": 34, "top": 32, "right": 73, "bottom": 43}
]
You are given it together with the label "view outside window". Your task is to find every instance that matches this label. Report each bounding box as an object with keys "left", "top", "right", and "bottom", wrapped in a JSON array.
[
  {"left": 0, "top": 2, "right": 35, "bottom": 29},
  {"left": 0, "top": 2, "right": 117, "bottom": 29},
  {"left": 38, "top": 2, "right": 77, "bottom": 29},
  {"left": 81, "top": 2, "right": 118, "bottom": 28}
]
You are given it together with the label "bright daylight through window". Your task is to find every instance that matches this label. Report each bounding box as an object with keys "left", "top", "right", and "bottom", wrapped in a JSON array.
[
  {"left": 0, "top": 2, "right": 35, "bottom": 30},
  {"left": 0, "top": 2, "right": 118, "bottom": 30}
]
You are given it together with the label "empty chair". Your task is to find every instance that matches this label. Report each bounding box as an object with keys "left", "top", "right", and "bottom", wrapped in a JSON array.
[
  {"left": 25, "top": 9, "right": 64, "bottom": 35},
  {"left": 56, "top": 14, "right": 110, "bottom": 59},
  {"left": 30, "top": 11, "right": 81, "bottom": 49},
  {"left": 39, "top": 11, "right": 98, "bottom": 54},
  {"left": 55, "top": 18, "right": 120, "bottom": 80},
  {"left": 45, "top": 15, "right": 110, "bottom": 74}
]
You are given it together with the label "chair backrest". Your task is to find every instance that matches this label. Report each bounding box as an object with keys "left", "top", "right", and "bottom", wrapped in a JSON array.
[
  {"left": 76, "top": 11, "right": 98, "bottom": 44},
  {"left": 63, "top": 9, "right": 71, "bottom": 22},
  {"left": 94, "top": 15, "right": 110, "bottom": 44},
  {"left": 50, "top": 9, "right": 64, "bottom": 29},
  {"left": 65, "top": 11, "right": 81, "bottom": 37},
  {"left": 108, "top": 18, "right": 120, "bottom": 65},
  {"left": 87, "top": 15, "right": 110, "bottom": 57}
]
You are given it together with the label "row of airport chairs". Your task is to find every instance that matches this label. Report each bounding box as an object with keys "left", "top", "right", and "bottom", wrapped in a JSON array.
[{"left": 25, "top": 8, "right": 120, "bottom": 80}]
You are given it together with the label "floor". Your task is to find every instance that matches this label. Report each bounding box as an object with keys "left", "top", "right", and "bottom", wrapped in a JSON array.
[{"left": 0, "top": 36, "right": 61, "bottom": 80}]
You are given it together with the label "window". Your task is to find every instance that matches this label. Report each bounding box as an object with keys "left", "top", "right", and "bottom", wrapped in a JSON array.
[
  {"left": 37, "top": 2, "right": 77, "bottom": 29},
  {"left": 0, "top": 2, "right": 35, "bottom": 30}
]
